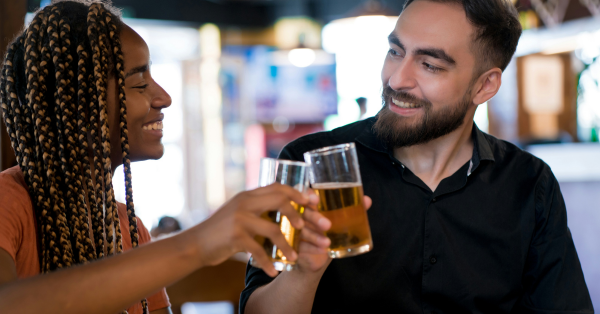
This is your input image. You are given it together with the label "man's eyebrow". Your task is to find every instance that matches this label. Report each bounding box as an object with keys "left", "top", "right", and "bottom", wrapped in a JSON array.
[
  {"left": 388, "top": 33, "right": 405, "bottom": 51},
  {"left": 388, "top": 33, "right": 456, "bottom": 66},
  {"left": 415, "top": 48, "right": 456, "bottom": 65},
  {"left": 124, "top": 64, "right": 149, "bottom": 78}
]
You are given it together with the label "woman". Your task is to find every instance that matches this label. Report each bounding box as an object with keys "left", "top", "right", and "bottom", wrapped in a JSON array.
[{"left": 0, "top": 1, "right": 357, "bottom": 313}]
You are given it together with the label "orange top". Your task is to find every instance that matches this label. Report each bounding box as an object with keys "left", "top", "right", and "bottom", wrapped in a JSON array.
[{"left": 0, "top": 166, "right": 170, "bottom": 313}]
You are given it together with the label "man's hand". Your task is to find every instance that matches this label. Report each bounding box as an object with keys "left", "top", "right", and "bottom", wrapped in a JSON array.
[{"left": 295, "top": 195, "right": 373, "bottom": 273}]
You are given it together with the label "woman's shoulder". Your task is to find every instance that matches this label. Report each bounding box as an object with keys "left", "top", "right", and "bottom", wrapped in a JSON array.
[
  {"left": 115, "top": 202, "right": 152, "bottom": 248},
  {"left": 0, "top": 166, "right": 27, "bottom": 187},
  {"left": 0, "top": 166, "right": 32, "bottom": 211},
  {"left": 0, "top": 166, "right": 39, "bottom": 277}
]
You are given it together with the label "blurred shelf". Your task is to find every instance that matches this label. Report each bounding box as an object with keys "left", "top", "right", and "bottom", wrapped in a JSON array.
[{"left": 527, "top": 143, "right": 600, "bottom": 182}]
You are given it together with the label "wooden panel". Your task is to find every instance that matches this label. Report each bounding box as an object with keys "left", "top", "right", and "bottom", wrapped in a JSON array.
[
  {"left": 516, "top": 53, "right": 578, "bottom": 143},
  {"left": 0, "top": 0, "right": 26, "bottom": 171},
  {"left": 166, "top": 259, "right": 247, "bottom": 314}
]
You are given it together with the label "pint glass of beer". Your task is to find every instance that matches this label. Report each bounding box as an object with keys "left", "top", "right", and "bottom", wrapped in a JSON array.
[
  {"left": 250, "top": 158, "right": 308, "bottom": 271},
  {"left": 304, "top": 143, "right": 372, "bottom": 258}
]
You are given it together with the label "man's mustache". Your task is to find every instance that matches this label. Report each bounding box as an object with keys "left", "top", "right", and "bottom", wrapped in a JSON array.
[{"left": 382, "top": 85, "right": 432, "bottom": 108}]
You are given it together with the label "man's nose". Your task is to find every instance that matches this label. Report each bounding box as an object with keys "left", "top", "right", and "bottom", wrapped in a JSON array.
[{"left": 388, "top": 59, "right": 417, "bottom": 92}]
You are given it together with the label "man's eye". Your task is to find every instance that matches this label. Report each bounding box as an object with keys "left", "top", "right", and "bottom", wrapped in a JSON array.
[
  {"left": 423, "top": 63, "right": 442, "bottom": 73},
  {"left": 388, "top": 49, "right": 401, "bottom": 57}
]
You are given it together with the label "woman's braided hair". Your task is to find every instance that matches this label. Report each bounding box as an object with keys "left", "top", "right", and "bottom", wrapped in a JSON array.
[{"left": 0, "top": 0, "right": 146, "bottom": 312}]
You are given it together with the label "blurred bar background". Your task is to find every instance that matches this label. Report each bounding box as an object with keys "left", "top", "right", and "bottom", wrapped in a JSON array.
[{"left": 1, "top": 0, "right": 599, "bottom": 312}]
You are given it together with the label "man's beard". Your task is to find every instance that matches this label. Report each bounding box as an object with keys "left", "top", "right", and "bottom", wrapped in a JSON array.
[{"left": 373, "top": 85, "right": 472, "bottom": 149}]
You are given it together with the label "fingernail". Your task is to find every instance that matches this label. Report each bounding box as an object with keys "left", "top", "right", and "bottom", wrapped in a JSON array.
[{"left": 291, "top": 251, "right": 298, "bottom": 260}]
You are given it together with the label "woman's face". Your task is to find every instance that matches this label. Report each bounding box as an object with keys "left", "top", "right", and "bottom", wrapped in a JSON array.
[{"left": 106, "top": 24, "right": 172, "bottom": 168}]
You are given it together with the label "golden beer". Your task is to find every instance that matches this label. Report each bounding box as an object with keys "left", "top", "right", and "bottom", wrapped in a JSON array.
[
  {"left": 314, "top": 183, "right": 372, "bottom": 258},
  {"left": 253, "top": 202, "right": 305, "bottom": 271}
]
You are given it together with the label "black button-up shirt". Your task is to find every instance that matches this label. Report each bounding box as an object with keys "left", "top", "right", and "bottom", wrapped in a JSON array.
[{"left": 241, "top": 117, "right": 593, "bottom": 314}]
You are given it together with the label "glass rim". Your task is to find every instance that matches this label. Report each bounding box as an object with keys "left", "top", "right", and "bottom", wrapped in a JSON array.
[
  {"left": 261, "top": 157, "right": 307, "bottom": 167},
  {"left": 304, "top": 142, "right": 356, "bottom": 157}
]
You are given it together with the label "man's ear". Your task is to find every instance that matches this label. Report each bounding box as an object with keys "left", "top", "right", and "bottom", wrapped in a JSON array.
[{"left": 472, "top": 68, "right": 502, "bottom": 105}]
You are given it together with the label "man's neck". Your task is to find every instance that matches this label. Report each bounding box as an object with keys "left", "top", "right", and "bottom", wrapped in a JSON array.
[{"left": 393, "top": 119, "right": 475, "bottom": 192}]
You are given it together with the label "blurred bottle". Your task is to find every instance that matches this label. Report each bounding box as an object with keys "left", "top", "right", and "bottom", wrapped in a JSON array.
[{"left": 591, "top": 127, "right": 599, "bottom": 143}]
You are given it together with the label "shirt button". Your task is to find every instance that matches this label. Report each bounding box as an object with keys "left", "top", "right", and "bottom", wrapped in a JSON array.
[
  {"left": 430, "top": 257, "right": 437, "bottom": 264},
  {"left": 431, "top": 198, "right": 437, "bottom": 203}
]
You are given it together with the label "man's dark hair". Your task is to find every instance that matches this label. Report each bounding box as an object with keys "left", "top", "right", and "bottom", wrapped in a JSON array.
[{"left": 403, "top": 0, "right": 522, "bottom": 75}]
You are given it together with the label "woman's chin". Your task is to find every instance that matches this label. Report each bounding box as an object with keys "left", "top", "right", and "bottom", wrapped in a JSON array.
[{"left": 129, "top": 146, "right": 165, "bottom": 162}]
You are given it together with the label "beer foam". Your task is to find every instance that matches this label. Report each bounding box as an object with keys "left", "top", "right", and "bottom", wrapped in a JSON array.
[{"left": 312, "top": 182, "right": 362, "bottom": 189}]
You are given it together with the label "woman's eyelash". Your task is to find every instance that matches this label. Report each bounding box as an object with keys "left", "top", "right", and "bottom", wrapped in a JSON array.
[{"left": 133, "top": 84, "right": 148, "bottom": 89}]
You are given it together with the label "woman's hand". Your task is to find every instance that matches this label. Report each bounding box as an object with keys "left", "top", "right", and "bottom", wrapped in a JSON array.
[{"left": 192, "top": 183, "right": 320, "bottom": 277}]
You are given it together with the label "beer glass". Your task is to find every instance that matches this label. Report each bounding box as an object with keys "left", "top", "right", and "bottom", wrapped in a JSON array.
[
  {"left": 304, "top": 143, "right": 373, "bottom": 258},
  {"left": 250, "top": 158, "right": 308, "bottom": 271}
]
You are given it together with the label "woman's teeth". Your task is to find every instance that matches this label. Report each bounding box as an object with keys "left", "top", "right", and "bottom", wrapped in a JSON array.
[
  {"left": 143, "top": 122, "right": 163, "bottom": 131},
  {"left": 392, "top": 98, "right": 419, "bottom": 109}
]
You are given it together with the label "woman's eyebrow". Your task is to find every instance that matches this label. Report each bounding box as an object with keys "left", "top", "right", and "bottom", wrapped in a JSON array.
[{"left": 124, "top": 64, "right": 149, "bottom": 78}]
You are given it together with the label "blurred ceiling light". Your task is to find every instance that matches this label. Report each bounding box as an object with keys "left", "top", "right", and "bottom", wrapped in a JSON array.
[
  {"left": 271, "top": 48, "right": 335, "bottom": 67},
  {"left": 272, "top": 17, "right": 332, "bottom": 68},
  {"left": 274, "top": 17, "right": 321, "bottom": 50},
  {"left": 324, "top": 0, "right": 399, "bottom": 55},
  {"left": 288, "top": 48, "right": 316, "bottom": 67},
  {"left": 345, "top": 0, "right": 399, "bottom": 18}
]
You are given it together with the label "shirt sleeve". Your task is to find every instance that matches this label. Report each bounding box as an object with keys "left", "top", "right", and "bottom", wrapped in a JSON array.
[
  {"left": 514, "top": 167, "right": 594, "bottom": 313},
  {"left": 239, "top": 143, "right": 307, "bottom": 314},
  {"left": 0, "top": 173, "right": 31, "bottom": 263},
  {"left": 135, "top": 217, "right": 171, "bottom": 311}
]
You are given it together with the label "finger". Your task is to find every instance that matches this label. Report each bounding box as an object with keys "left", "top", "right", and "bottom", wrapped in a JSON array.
[
  {"left": 274, "top": 201, "right": 304, "bottom": 230},
  {"left": 253, "top": 183, "right": 311, "bottom": 206},
  {"left": 363, "top": 195, "right": 372, "bottom": 210},
  {"left": 241, "top": 190, "right": 305, "bottom": 230},
  {"left": 305, "top": 188, "right": 320, "bottom": 208},
  {"left": 244, "top": 216, "right": 298, "bottom": 262},
  {"left": 243, "top": 238, "right": 278, "bottom": 277},
  {"left": 303, "top": 207, "right": 331, "bottom": 231},
  {"left": 244, "top": 186, "right": 309, "bottom": 215},
  {"left": 298, "top": 241, "right": 329, "bottom": 255},
  {"left": 301, "top": 227, "right": 330, "bottom": 248}
]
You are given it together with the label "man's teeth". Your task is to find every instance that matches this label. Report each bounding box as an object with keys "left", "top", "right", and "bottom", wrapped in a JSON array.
[
  {"left": 143, "top": 122, "right": 163, "bottom": 131},
  {"left": 392, "top": 98, "right": 419, "bottom": 109}
]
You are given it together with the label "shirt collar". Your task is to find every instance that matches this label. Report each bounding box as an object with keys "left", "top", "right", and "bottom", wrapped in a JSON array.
[{"left": 355, "top": 117, "right": 496, "bottom": 165}]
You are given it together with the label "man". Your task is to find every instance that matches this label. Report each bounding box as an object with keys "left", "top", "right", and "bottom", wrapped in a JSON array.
[{"left": 242, "top": 0, "right": 594, "bottom": 313}]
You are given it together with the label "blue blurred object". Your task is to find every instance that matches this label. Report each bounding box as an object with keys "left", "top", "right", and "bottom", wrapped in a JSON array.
[
  {"left": 181, "top": 302, "right": 234, "bottom": 314},
  {"left": 221, "top": 45, "right": 337, "bottom": 124}
]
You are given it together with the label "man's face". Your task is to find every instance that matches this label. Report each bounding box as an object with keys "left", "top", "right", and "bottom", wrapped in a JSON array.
[{"left": 375, "top": 0, "right": 479, "bottom": 148}]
